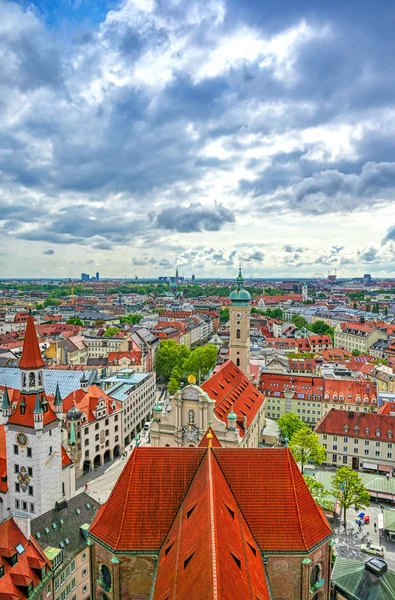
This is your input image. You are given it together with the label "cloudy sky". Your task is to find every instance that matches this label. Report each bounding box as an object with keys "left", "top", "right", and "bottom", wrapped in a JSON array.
[{"left": 2, "top": 0, "right": 395, "bottom": 279}]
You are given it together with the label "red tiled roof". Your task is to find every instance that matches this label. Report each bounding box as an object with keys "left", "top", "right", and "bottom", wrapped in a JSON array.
[
  {"left": 89, "top": 448, "right": 206, "bottom": 551},
  {"left": 2, "top": 387, "right": 58, "bottom": 428},
  {"left": 107, "top": 350, "right": 142, "bottom": 366},
  {"left": 61, "top": 445, "right": 72, "bottom": 468},
  {"left": 316, "top": 408, "right": 395, "bottom": 442},
  {"left": 199, "top": 428, "right": 222, "bottom": 448},
  {"left": 320, "top": 348, "right": 352, "bottom": 361},
  {"left": 18, "top": 316, "right": 44, "bottom": 370},
  {"left": 0, "top": 518, "right": 51, "bottom": 599},
  {"left": 201, "top": 360, "right": 265, "bottom": 436},
  {"left": 60, "top": 386, "right": 121, "bottom": 423},
  {"left": 153, "top": 449, "right": 270, "bottom": 600},
  {"left": 90, "top": 447, "right": 331, "bottom": 557},
  {"left": 213, "top": 448, "right": 332, "bottom": 552}
]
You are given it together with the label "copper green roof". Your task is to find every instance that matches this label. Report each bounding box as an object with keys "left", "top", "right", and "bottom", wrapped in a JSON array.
[
  {"left": 229, "top": 267, "right": 251, "bottom": 305},
  {"left": 384, "top": 508, "right": 395, "bottom": 532},
  {"left": 1, "top": 387, "right": 10, "bottom": 410},
  {"left": 332, "top": 556, "right": 395, "bottom": 600}
]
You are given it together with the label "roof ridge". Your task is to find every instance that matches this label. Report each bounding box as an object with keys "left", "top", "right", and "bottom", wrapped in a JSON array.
[
  {"left": 285, "top": 449, "right": 308, "bottom": 551},
  {"left": 208, "top": 450, "right": 219, "bottom": 600}
]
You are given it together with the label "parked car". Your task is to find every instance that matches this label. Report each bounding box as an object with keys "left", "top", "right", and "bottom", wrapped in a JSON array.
[{"left": 360, "top": 543, "right": 384, "bottom": 557}]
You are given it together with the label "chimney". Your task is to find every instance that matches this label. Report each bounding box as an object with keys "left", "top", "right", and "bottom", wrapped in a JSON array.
[{"left": 13, "top": 511, "right": 31, "bottom": 540}]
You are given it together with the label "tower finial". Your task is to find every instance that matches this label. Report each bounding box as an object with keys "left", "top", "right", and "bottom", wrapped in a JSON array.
[{"left": 207, "top": 430, "right": 213, "bottom": 449}]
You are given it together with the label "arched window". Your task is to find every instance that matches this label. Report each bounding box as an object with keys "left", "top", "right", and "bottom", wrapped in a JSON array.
[
  {"left": 310, "top": 564, "right": 321, "bottom": 588},
  {"left": 38, "top": 372, "right": 42, "bottom": 386},
  {"left": 29, "top": 372, "right": 35, "bottom": 387},
  {"left": 188, "top": 410, "right": 195, "bottom": 425},
  {"left": 376, "top": 428, "right": 381, "bottom": 437},
  {"left": 22, "top": 373, "right": 26, "bottom": 388},
  {"left": 100, "top": 565, "right": 111, "bottom": 591},
  {"left": 236, "top": 329, "right": 241, "bottom": 339},
  {"left": 236, "top": 358, "right": 240, "bottom": 367}
]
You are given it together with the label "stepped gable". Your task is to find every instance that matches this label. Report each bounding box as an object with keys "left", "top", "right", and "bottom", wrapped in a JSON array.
[
  {"left": 89, "top": 447, "right": 206, "bottom": 551},
  {"left": 201, "top": 360, "right": 265, "bottom": 435},
  {"left": 153, "top": 448, "right": 270, "bottom": 600},
  {"left": 18, "top": 316, "right": 45, "bottom": 370},
  {"left": 213, "top": 447, "right": 332, "bottom": 552},
  {"left": 199, "top": 427, "right": 222, "bottom": 448}
]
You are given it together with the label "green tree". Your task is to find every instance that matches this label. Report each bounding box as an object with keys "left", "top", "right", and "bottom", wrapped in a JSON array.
[
  {"left": 183, "top": 344, "right": 218, "bottom": 381},
  {"left": 289, "top": 427, "right": 326, "bottom": 474},
  {"left": 155, "top": 339, "right": 190, "bottom": 380},
  {"left": 120, "top": 314, "right": 143, "bottom": 325},
  {"left": 304, "top": 475, "right": 333, "bottom": 510},
  {"left": 310, "top": 320, "right": 334, "bottom": 337},
  {"left": 365, "top": 303, "right": 371, "bottom": 312},
  {"left": 353, "top": 302, "right": 357, "bottom": 309},
  {"left": 372, "top": 302, "right": 380, "bottom": 314},
  {"left": 66, "top": 318, "right": 83, "bottom": 326},
  {"left": 103, "top": 327, "right": 121, "bottom": 337},
  {"left": 351, "top": 349, "right": 361, "bottom": 356},
  {"left": 292, "top": 315, "right": 308, "bottom": 329},
  {"left": 278, "top": 412, "right": 304, "bottom": 441},
  {"left": 167, "top": 377, "right": 179, "bottom": 395},
  {"left": 331, "top": 466, "right": 370, "bottom": 528},
  {"left": 220, "top": 308, "right": 229, "bottom": 323},
  {"left": 384, "top": 306, "right": 389, "bottom": 316}
]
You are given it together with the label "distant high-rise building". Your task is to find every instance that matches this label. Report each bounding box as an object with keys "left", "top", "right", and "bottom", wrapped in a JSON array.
[
  {"left": 81, "top": 272, "right": 90, "bottom": 281},
  {"left": 175, "top": 267, "right": 179, "bottom": 285},
  {"left": 191, "top": 274, "right": 196, "bottom": 283},
  {"left": 363, "top": 273, "right": 372, "bottom": 286},
  {"left": 96, "top": 272, "right": 100, "bottom": 281}
]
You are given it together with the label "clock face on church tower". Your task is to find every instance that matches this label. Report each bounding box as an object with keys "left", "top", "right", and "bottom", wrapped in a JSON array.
[{"left": 234, "top": 312, "right": 243, "bottom": 320}]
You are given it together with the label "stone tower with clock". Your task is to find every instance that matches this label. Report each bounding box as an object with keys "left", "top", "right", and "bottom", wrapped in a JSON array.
[
  {"left": 229, "top": 268, "right": 251, "bottom": 377},
  {"left": 1, "top": 315, "right": 63, "bottom": 518}
]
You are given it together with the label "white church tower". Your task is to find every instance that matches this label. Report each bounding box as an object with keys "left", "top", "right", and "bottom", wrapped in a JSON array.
[
  {"left": 229, "top": 268, "right": 251, "bottom": 377},
  {"left": 1, "top": 315, "right": 63, "bottom": 518}
]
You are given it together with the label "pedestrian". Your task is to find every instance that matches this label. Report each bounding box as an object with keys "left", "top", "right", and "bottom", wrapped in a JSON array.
[{"left": 85, "top": 483, "right": 88, "bottom": 491}]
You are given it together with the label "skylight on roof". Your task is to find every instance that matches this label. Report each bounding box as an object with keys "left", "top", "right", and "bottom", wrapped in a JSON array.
[
  {"left": 64, "top": 538, "right": 70, "bottom": 545},
  {"left": 36, "top": 532, "right": 41, "bottom": 539},
  {"left": 75, "top": 508, "right": 81, "bottom": 515},
  {"left": 59, "top": 541, "right": 64, "bottom": 548},
  {"left": 15, "top": 544, "right": 25, "bottom": 555},
  {"left": 59, "top": 519, "right": 64, "bottom": 525},
  {"left": 44, "top": 527, "right": 50, "bottom": 534},
  {"left": 52, "top": 522, "right": 58, "bottom": 529}
]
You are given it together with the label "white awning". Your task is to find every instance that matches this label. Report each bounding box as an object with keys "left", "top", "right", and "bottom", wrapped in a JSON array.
[{"left": 363, "top": 462, "right": 378, "bottom": 470}]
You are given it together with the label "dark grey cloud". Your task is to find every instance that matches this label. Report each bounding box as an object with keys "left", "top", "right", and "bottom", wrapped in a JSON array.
[
  {"left": 130, "top": 257, "right": 157, "bottom": 266},
  {"left": 245, "top": 250, "right": 264, "bottom": 262},
  {"left": 156, "top": 203, "right": 235, "bottom": 233},
  {"left": 42, "top": 249, "right": 55, "bottom": 255}
]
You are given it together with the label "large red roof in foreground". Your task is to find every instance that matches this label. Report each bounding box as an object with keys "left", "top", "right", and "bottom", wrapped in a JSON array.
[
  {"left": 90, "top": 447, "right": 331, "bottom": 555},
  {"left": 18, "top": 316, "right": 45, "bottom": 370}
]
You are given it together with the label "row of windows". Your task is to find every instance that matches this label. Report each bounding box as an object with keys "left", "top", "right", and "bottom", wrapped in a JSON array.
[
  {"left": 15, "top": 499, "right": 34, "bottom": 512},
  {"left": 323, "top": 434, "right": 392, "bottom": 447},
  {"left": 15, "top": 483, "right": 33, "bottom": 495},
  {"left": 15, "top": 465, "right": 33, "bottom": 476},
  {"left": 327, "top": 448, "right": 393, "bottom": 458},
  {"left": 14, "top": 445, "right": 32, "bottom": 457}
]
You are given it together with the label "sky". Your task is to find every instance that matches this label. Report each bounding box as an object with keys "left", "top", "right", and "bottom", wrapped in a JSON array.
[{"left": 2, "top": 0, "right": 395, "bottom": 279}]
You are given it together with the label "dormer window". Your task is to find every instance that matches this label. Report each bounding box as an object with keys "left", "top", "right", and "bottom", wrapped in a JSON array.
[
  {"left": 376, "top": 429, "right": 381, "bottom": 437},
  {"left": 343, "top": 425, "right": 349, "bottom": 433},
  {"left": 354, "top": 426, "right": 359, "bottom": 434},
  {"left": 388, "top": 430, "right": 393, "bottom": 439},
  {"left": 365, "top": 427, "right": 370, "bottom": 435}
]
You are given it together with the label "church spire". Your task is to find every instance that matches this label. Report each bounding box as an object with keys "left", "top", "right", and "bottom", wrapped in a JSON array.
[{"left": 19, "top": 315, "right": 44, "bottom": 370}]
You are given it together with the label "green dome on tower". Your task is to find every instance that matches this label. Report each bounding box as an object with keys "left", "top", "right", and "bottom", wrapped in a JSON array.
[{"left": 229, "top": 267, "right": 251, "bottom": 305}]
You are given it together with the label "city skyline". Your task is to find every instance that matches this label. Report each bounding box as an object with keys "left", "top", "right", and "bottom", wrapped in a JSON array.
[{"left": 1, "top": 0, "right": 395, "bottom": 278}]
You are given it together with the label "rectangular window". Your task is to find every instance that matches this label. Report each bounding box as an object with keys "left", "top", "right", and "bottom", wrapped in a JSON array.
[
  {"left": 22, "top": 501, "right": 27, "bottom": 510},
  {"left": 27, "top": 448, "right": 32, "bottom": 458},
  {"left": 71, "top": 578, "right": 75, "bottom": 590},
  {"left": 332, "top": 454, "right": 337, "bottom": 462},
  {"left": 30, "top": 503, "right": 35, "bottom": 513},
  {"left": 343, "top": 456, "right": 347, "bottom": 464},
  {"left": 343, "top": 447, "right": 348, "bottom": 452},
  {"left": 332, "top": 445, "right": 338, "bottom": 450},
  {"left": 49, "top": 446, "right": 52, "bottom": 455},
  {"left": 375, "top": 451, "right": 380, "bottom": 457},
  {"left": 365, "top": 440, "right": 369, "bottom": 446},
  {"left": 15, "top": 483, "right": 20, "bottom": 493},
  {"left": 15, "top": 499, "right": 20, "bottom": 509},
  {"left": 28, "top": 467, "right": 33, "bottom": 477},
  {"left": 82, "top": 586, "right": 88, "bottom": 594},
  {"left": 388, "top": 453, "right": 392, "bottom": 458},
  {"left": 354, "top": 439, "right": 358, "bottom": 444},
  {"left": 71, "top": 561, "right": 75, "bottom": 573},
  {"left": 365, "top": 449, "right": 369, "bottom": 455},
  {"left": 354, "top": 448, "right": 358, "bottom": 454},
  {"left": 14, "top": 445, "right": 19, "bottom": 455},
  {"left": 28, "top": 486, "right": 33, "bottom": 496},
  {"left": 14, "top": 464, "right": 19, "bottom": 473}
]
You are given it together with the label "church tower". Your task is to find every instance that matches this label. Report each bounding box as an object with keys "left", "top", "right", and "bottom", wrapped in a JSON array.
[
  {"left": 2, "top": 316, "right": 62, "bottom": 518},
  {"left": 229, "top": 268, "right": 251, "bottom": 377}
]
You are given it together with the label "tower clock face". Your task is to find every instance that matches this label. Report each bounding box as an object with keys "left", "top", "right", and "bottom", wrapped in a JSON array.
[
  {"left": 16, "top": 432, "right": 28, "bottom": 446},
  {"left": 234, "top": 312, "right": 243, "bottom": 320}
]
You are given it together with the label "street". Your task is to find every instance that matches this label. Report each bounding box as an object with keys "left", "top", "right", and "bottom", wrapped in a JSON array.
[
  {"left": 333, "top": 503, "right": 395, "bottom": 570},
  {"left": 76, "top": 431, "right": 151, "bottom": 504}
]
